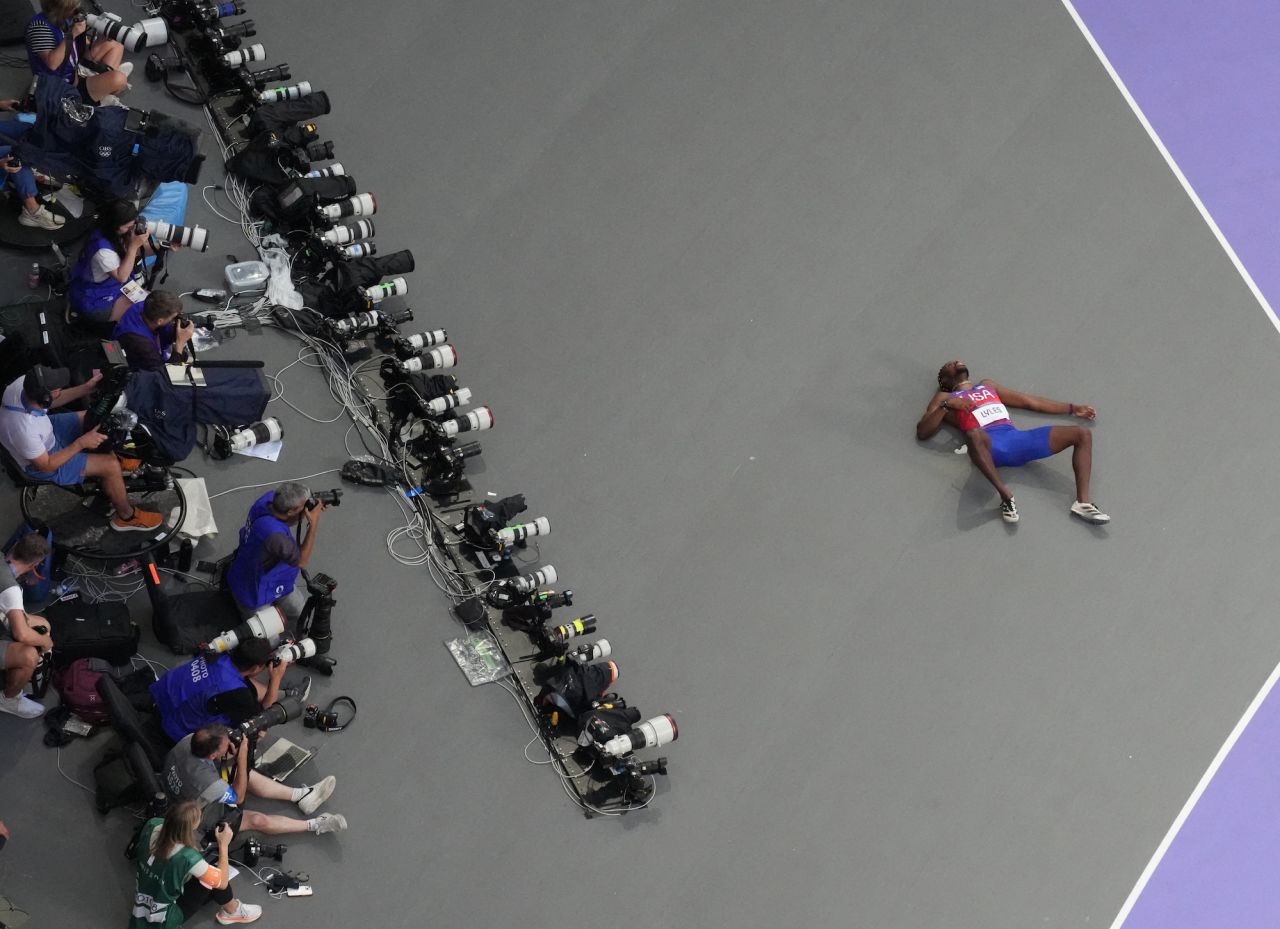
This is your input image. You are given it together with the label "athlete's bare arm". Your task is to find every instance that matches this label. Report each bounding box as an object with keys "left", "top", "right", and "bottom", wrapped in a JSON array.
[
  {"left": 915, "top": 391, "right": 972, "bottom": 441},
  {"left": 986, "top": 382, "right": 1096, "bottom": 421}
]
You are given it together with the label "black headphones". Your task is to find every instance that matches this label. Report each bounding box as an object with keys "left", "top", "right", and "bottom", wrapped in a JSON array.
[
  {"left": 303, "top": 696, "right": 356, "bottom": 732},
  {"left": 26, "top": 366, "right": 52, "bottom": 408}
]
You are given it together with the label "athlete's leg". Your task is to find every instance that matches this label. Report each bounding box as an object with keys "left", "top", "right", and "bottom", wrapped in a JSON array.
[
  {"left": 1048, "top": 425, "right": 1093, "bottom": 503},
  {"left": 965, "top": 429, "right": 1013, "bottom": 502}
]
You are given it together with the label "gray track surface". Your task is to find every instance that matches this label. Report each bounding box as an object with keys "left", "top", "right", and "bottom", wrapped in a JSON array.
[{"left": 0, "top": 1, "right": 1276, "bottom": 927}]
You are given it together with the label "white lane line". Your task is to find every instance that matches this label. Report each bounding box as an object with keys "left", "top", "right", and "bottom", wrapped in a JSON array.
[
  {"left": 1105, "top": 658, "right": 1280, "bottom": 929},
  {"left": 1060, "top": 0, "right": 1280, "bottom": 338}
]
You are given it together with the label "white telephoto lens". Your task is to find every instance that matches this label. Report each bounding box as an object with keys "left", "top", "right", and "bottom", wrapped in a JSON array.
[{"left": 222, "top": 43, "right": 266, "bottom": 67}]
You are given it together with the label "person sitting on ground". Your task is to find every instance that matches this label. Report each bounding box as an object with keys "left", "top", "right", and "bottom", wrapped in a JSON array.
[
  {"left": 68, "top": 200, "right": 161, "bottom": 323},
  {"left": 916, "top": 360, "right": 1110, "bottom": 525},
  {"left": 0, "top": 364, "right": 162, "bottom": 531},
  {"left": 26, "top": 0, "right": 129, "bottom": 109},
  {"left": 162, "top": 725, "right": 347, "bottom": 841},
  {"left": 0, "top": 99, "right": 63, "bottom": 230},
  {"left": 0, "top": 533, "right": 52, "bottom": 719},
  {"left": 113, "top": 291, "right": 194, "bottom": 372},
  {"left": 150, "top": 638, "right": 309, "bottom": 743},
  {"left": 227, "top": 483, "right": 326, "bottom": 625},
  {"left": 129, "top": 800, "right": 262, "bottom": 927}
]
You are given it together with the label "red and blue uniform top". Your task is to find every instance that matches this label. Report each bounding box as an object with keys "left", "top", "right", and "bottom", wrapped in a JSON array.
[{"left": 949, "top": 383, "right": 1012, "bottom": 432}]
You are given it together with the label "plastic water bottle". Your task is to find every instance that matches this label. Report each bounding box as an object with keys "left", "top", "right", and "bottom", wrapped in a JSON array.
[{"left": 27, "top": 262, "right": 39, "bottom": 289}]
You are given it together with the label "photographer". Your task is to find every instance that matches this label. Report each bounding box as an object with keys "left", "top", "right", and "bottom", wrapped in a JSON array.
[
  {"left": 150, "top": 639, "right": 308, "bottom": 743},
  {"left": 113, "top": 291, "right": 194, "bottom": 372},
  {"left": 162, "top": 725, "right": 346, "bottom": 840},
  {"left": 0, "top": 363, "right": 163, "bottom": 532},
  {"left": 227, "top": 483, "right": 326, "bottom": 625},
  {"left": 26, "top": 0, "right": 129, "bottom": 108},
  {"left": 130, "top": 800, "right": 262, "bottom": 927},
  {"left": 69, "top": 201, "right": 164, "bottom": 324},
  {"left": 0, "top": 533, "right": 53, "bottom": 719},
  {"left": 0, "top": 98, "right": 64, "bottom": 230}
]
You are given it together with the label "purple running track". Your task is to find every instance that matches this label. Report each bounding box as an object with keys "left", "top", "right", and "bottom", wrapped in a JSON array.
[
  {"left": 1070, "top": 0, "right": 1280, "bottom": 329},
  {"left": 1067, "top": 2, "right": 1280, "bottom": 926}
]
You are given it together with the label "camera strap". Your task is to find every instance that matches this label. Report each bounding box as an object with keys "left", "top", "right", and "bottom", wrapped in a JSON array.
[{"left": 318, "top": 695, "right": 356, "bottom": 731}]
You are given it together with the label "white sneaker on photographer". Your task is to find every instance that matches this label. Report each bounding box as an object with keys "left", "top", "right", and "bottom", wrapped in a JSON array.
[
  {"left": 296, "top": 775, "right": 336, "bottom": 815},
  {"left": 307, "top": 812, "right": 347, "bottom": 835},
  {"left": 117, "top": 61, "right": 133, "bottom": 78},
  {"left": 0, "top": 692, "right": 44, "bottom": 718}
]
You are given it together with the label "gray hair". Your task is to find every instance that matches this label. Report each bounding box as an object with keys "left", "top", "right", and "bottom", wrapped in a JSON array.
[{"left": 272, "top": 481, "right": 311, "bottom": 514}]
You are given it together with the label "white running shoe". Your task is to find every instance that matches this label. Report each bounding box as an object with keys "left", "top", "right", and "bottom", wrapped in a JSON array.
[
  {"left": 18, "top": 205, "right": 65, "bottom": 230},
  {"left": 215, "top": 902, "right": 263, "bottom": 924},
  {"left": 0, "top": 692, "right": 45, "bottom": 718},
  {"left": 296, "top": 775, "right": 336, "bottom": 815},
  {"left": 117, "top": 61, "right": 134, "bottom": 78},
  {"left": 1000, "top": 497, "right": 1019, "bottom": 523},
  {"left": 1071, "top": 501, "right": 1110, "bottom": 524},
  {"left": 309, "top": 812, "right": 347, "bottom": 835}
]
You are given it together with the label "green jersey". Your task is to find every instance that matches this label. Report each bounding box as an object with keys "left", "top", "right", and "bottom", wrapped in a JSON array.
[{"left": 128, "top": 818, "right": 205, "bottom": 928}]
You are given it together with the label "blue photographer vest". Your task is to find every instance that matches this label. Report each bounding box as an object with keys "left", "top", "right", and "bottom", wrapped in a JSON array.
[
  {"left": 150, "top": 653, "right": 246, "bottom": 743},
  {"left": 226, "top": 492, "right": 300, "bottom": 610},
  {"left": 69, "top": 231, "right": 126, "bottom": 316},
  {"left": 113, "top": 303, "right": 175, "bottom": 360},
  {"left": 27, "top": 14, "right": 76, "bottom": 85}
]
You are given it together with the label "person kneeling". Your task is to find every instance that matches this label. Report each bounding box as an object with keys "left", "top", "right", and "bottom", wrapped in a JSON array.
[
  {"left": 130, "top": 800, "right": 262, "bottom": 927},
  {"left": 163, "top": 725, "right": 347, "bottom": 840},
  {"left": 114, "top": 291, "right": 194, "bottom": 372},
  {"left": 0, "top": 364, "right": 161, "bottom": 531},
  {"left": 150, "top": 639, "right": 309, "bottom": 744}
]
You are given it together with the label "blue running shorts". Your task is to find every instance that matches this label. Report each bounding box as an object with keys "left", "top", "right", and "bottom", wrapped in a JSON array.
[{"left": 985, "top": 424, "right": 1054, "bottom": 468}]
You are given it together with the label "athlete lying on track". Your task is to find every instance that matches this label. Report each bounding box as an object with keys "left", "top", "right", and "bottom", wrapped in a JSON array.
[{"left": 915, "top": 360, "right": 1109, "bottom": 525}]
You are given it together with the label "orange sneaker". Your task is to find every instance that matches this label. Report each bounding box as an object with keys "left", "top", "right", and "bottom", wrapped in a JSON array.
[
  {"left": 110, "top": 508, "right": 163, "bottom": 532},
  {"left": 117, "top": 457, "right": 143, "bottom": 473}
]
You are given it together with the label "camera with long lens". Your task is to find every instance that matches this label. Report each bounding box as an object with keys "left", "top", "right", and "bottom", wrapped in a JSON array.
[
  {"left": 202, "top": 18, "right": 255, "bottom": 53},
  {"left": 318, "top": 219, "right": 373, "bottom": 248},
  {"left": 494, "top": 516, "right": 549, "bottom": 548},
  {"left": 305, "top": 161, "right": 344, "bottom": 179},
  {"left": 328, "top": 308, "right": 412, "bottom": 345},
  {"left": 84, "top": 12, "right": 148, "bottom": 52},
  {"left": 204, "top": 605, "right": 286, "bottom": 654},
  {"left": 239, "top": 837, "right": 286, "bottom": 867},
  {"left": 259, "top": 81, "right": 313, "bottom": 103},
  {"left": 536, "top": 661, "right": 619, "bottom": 731},
  {"left": 393, "top": 329, "right": 447, "bottom": 360},
  {"left": 414, "top": 439, "right": 483, "bottom": 497},
  {"left": 135, "top": 218, "right": 210, "bottom": 252},
  {"left": 542, "top": 613, "right": 596, "bottom": 651},
  {"left": 272, "top": 637, "right": 316, "bottom": 666},
  {"left": 213, "top": 417, "right": 281, "bottom": 458},
  {"left": 226, "top": 695, "right": 302, "bottom": 746},
  {"left": 294, "top": 571, "right": 337, "bottom": 675},
  {"left": 578, "top": 704, "right": 676, "bottom": 806},
  {"left": 383, "top": 344, "right": 456, "bottom": 376},
  {"left": 597, "top": 713, "right": 678, "bottom": 758},
  {"left": 307, "top": 489, "right": 342, "bottom": 510},
  {"left": 220, "top": 42, "right": 265, "bottom": 68},
  {"left": 318, "top": 193, "right": 376, "bottom": 224},
  {"left": 461, "top": 494, "right": 535, "bottom": 552},
  {"left": 236, "top": 63, "right": 291, "bottom": 94}
]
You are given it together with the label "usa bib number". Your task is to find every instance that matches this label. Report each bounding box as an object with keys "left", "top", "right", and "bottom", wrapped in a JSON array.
[{"left": 972, "top": 402, "right": 1009, "bottom": 426}]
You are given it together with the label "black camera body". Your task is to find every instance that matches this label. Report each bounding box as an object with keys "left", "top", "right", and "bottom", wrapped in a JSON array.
[
  {"left": 240, "top": 837, "right": 286, "bottom": 867},
  {"left": 307, "top": 489, "right": 341, "bottom": 510}
]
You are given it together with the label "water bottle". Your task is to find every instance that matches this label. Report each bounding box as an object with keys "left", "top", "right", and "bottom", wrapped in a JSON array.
[{"left": 27, "top": 262, "right": 39, "bottom": 289}]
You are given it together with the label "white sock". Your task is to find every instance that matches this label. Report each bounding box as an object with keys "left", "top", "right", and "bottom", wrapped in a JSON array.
[
  {"left": 306, "top": 817, "right": 319, "bottom": 832},
  {"left": 290, "top": 786, "right": 308, "bottom": 803}
]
